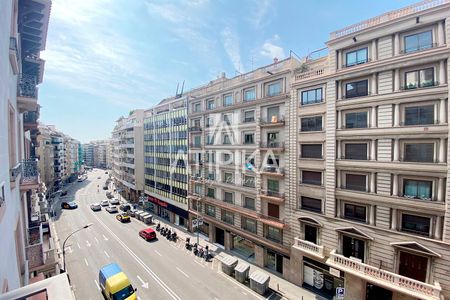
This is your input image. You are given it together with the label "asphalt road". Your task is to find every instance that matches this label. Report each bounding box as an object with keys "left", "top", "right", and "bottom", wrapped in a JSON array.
[{"left": 53, "top": 169, "right": 264, "bottom": 300}]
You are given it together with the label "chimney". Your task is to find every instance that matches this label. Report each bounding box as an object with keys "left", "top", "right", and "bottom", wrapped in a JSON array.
[{"left": 273, "top": 57, "right": 279, "bottom": 64}]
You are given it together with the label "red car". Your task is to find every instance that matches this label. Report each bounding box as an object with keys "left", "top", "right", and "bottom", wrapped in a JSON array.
[{"left": 139, "top": 228, "right": 156, "bottom": 241}]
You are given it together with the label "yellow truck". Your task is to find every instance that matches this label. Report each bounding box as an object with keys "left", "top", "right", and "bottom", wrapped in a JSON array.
[{"left": 99, "top": 263, "right": 137, "bottom": 300}]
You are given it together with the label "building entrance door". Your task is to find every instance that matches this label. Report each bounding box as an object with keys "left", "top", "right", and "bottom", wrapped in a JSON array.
[
  {"left": 215, "top": 227, "right": 225, "bottom": 246},
  {"left": 365, "top": 283, "right": 392, "bottom": 300}
]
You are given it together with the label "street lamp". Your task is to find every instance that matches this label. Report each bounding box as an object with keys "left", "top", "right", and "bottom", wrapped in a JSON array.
[{"left": 62, "top": 223, "right": 93, "bottom": 272}]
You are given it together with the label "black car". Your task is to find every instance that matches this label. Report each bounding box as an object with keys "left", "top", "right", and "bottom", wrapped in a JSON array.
[
  {"left": 60, "top": 191, "right": 68, "bottom": 197},
  {"left": 119, "top": 204, "right": 132, "bottom": 212},
  {"left": 61, "top": 201, "right": 78, "bottom": 209}
]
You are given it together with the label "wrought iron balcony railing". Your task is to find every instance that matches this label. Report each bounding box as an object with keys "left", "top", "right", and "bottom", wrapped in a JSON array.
[
  {"left": 23, "top": 111, "right": 39, "bottom": 124},
  {"left": 21, "top": 159, "right": 39, "bottom": 185},
  {"left": 18, "top": 74, "right": 38, "bottom": 98}
]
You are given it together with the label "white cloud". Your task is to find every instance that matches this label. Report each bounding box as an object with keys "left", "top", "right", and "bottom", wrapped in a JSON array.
[
  {"left": 221, "top": 26, "right": 244, "bottom": 73},
  {"left": 260, "top": 42, "right": 285, "bottom": 60},
  {"left": 249, "top": 0, "right": 272, "bottom": 28}
]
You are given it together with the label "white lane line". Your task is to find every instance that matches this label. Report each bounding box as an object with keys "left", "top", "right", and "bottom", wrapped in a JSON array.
[
  {"left": 154, "top": 250, "right": 162, "bottom": 257},
  {"left": 242, "top": 291, "right": 247, "bottom": 295},
  {"left": 84, "top": 258, "right": 89, "bottom": 266},
  {"left": 102, "top": 234, "right": 109, "bottom": 241},
  {"left": 104, "top": 251, "right": 110, "bottom": 258},
  {"left": 77, "top": 242, "right": 81, "bottom": 249},
  {"left": 218, "top": 272, "right": 263, "bottom": 299},
  {"left": 86, "top": 240, "right": 91, "bottom": 247},
  {"left": 194, "top": 260, "right": 205, "bottom": 268},
  {"left": 94, "top": 279, "right": 101, "bottom": 291},
  {"left": 94, "top": 237, "right": 99, "bottom": 244},
  {"left": 91, "top": 212, "right": 181, "bottom": 300},
  {"left": 176, "top": 267, "right": 190, "bottom": 278}
]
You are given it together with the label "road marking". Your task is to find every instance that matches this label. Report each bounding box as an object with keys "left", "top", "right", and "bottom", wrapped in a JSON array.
[
  {"left": 102, "top": 234, "right": 109, "bottom": 241},
  {"left": 104, "top": 251, "right": 110, "bottom": 258},
  {"left": 77, "top": 242, "right": 81, "bottom": 249},
  {"left": 194, "top": 260, "right": 205, "bottom": 268},
  {"left": 176, "top": 267, "right": 190, "bottom": 278},
  {"left": 137, "top": 275, "right": 149, "bottom": 289},
  {"left": 242, "top": 292, "right": 247, "bottom": 295},
  {"left": 84, "top": 258, "right": 89, "bottom": 266},
  {"left": 86, "top": 240, "right": 91, "bottom": 247},
  {"left": 91, "top": 212, "right": 181, "bottom": 300},
  {"left": 64, "top": 246, "right": 72, "bottom": 254},
  {"left": 265, "top": 292, "right": 275, "bottom": 300},
  {"left": 218, "top": 272, "right": 262, "bottom": 299},
  {"left": 94, "top": 279, "right": 101, "bottom": 291},
  {"left": 154, "top": 250, "right": 162, "bottom": 257},
  {"left": 94, "top": 237, "right": 99, "bottom": 244}
]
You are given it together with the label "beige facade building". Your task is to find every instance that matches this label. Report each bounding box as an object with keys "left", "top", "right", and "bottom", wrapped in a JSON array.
[
  {"left": 112, "top": 110, "right": 145, "bottom": 201},
  {"left": 36, "top": 124, "right": 55, "bottom": 192}
]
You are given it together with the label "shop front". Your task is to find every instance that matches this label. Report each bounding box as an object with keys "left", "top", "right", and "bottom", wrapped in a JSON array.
[
  {"left": 231, "top": 234, "right": 255, "bottom": 262},
  {"left": 302, "top": 257, "right": 344, "bottom": 300},
  {"left": 146, "top": 196, "right": 188, "bottom": 228}
]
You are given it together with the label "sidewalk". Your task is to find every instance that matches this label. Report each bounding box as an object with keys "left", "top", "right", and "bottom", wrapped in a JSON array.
[{"left": 132, "top": 208, "right": 326, "bottom": 300}]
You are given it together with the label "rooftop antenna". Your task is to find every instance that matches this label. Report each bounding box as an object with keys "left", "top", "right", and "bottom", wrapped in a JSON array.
[
  {"left": 180, "top": 80, "right": 185, "bottom": 96},
  {"left": 175, "top": 82, "right": 179, "bottom": 97}
]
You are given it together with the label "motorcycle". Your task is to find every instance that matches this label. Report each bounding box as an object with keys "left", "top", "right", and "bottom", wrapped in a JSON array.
[
  {"left": 156, "top": 223, "right": 161, "bottom": 231},
  {"left": 193, "top": 243, "right": 198, "bottom": 256},
  {"left": 185, "top": 237, "right": 191, "bottom": 250},
  {"left": 166, "top": 230, "right": 172, "bottom": 240},
  {"left": 171, "top": 232, "right": 177, "bottom": 242}
]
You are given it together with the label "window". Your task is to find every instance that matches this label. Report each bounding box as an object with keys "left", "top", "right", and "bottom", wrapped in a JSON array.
[
  {"left": 207, "top": 99, "right": 215, "bottom": 110},
  {"left": 301, "top": 144, "right": 322, "bottom": 159},
  {"left": 223, "top": 153, "right": 232, "bottom": 163},
  {"left": 221, "top": 210, "right": 234, "bottom": 224},
  {"left": 266, "top": 106, "right": 280, "bottom": 122},
  {"left": 244, "top": 88, "right": 256, "bottom": 102},
  {"left": 345, "top": 143, "right": 368, "bottom": 160},
  {"left": 301, "top": 116, "right": 323, "bottom": 132},
  {"left": 206, "top": 205, "right": 216, "bottom": 217},
  {"left": 243, "top": 196, "right": 255, "bottom": 210},
  {"left": 267, "top": 132, "right": 279, "bottom": 144},
  {"left": 206, "top": 134, "right": 214, "bottom": 145},
  {"left": 405, "top": 105, "right": 434, "bottom": 125},
  {"left": 268, "top": 203, "right": 280, "bottom": 218},
  {"left": 243, "top": 175, "right": 255, "bottom": 188},
  {"left": 223, "top": 94, "right": 233, "bottom": 106},
  {"left": 267, "top": 179, "right": 279, "bottom": 192},
  {"left": 302, "top": 171, "right": 322, "bottom": 186},
  {"left": 401, "top": 214, "right": 431, "bottom": 236},
  {"left": 404, "top": 143, "right": 434, "bottom": 162},
  {"left": 244, "top": 133, "right": 254, "bottom": 144},
  {"left": 345, "top": 174, "right": 367, "bottom": 191},
  {"left": 267, "top": 81, "right": 281, "bottom": 97},
  {"left": 194, "top": 136, "right": 201, "bottom": 147},
  {"left": 207, "top": 187, "right": 215, "bottom": 198},
  {"left": 223, "top": 114, "right": 232, "bottom": 125},
  {"left": 304, "top": 224, "right": 317, "bottom": 244},
  {"left": 405, "top": 68, "right": 435, "bottom": 89},
  {"left": 404, "top": 31, "right": 433, "bottom": 53},
  {"left": 192, "top": 119, "right": 201, "bottom": 127},
  {"left": 194, "top": 184, "right": 202, "bottom": 194},
  {"left": 301, "top": 197, "right": 322, "bottom": 213},
  {"left": 345, "top": 111, "right": 368, "bottom": 128},
  {"left": 345, "top": 80, "right": 368, "bottom": 98},
  {"left": 223, "top": 134, "right": 231, "bottom": 144},
  {"left": 266, "top": 226, "right": 282, "bottom": 243},
  {"left": 193, "top": 102, "right": 201, "bottom": 112},
  {"left": 346, "top": 48, "right": 368, "bottom": 67},
  {"left": 224, "top": 191, "right": 234, "bottom": 204},
  {"left": 243, "top": 110, "right": 255, "bottom": 123},
  {"left": 223, "top": 172, "right": 233, "bottom": 184},
  {"left": 244, "top": 154, "right": 255, "bottom": 168},
  {"left": 344, "top": 203, "right": 367, "bottom": 222},
  {"left": 207, "top": 172, "right": 215, "bottom": 180},
  {"left": 403, "top": 179, "right": 432, "bottom": 200},
  {"left": 242, "top": 217, "right": 257, "bottom": 233},
  {"left": 342, "top": 235, "right": 365, "bottom": 261},
  {"left": 301, "top": 88, "right": 323, "bottom": 105}
]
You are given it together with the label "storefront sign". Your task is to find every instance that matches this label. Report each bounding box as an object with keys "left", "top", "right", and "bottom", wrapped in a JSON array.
[{"left": 147, "top": 196, "right": 168, "bottom": 208}]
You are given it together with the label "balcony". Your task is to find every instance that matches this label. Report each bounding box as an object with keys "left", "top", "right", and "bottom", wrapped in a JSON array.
[
  {"left": 187, "top": 191, "right": 202, "bottom": 200},
  {"left": 9, "top": 163, "right": 22, "bottom": 185},
  {"left": 260, "top": 142, "right": 285, "bottom": 151},
  {"left": 259, "top": 116, "right": 285, "bottom": 127},
  {"left": 326, "top": 250, "right": 442, "bottom": 300},
  {"left": 190, "top": 175, "right": 204, "bottom": 183},
  {"left": 260, "top": 190, "right": 285, "bottom": 203},
  {"left": 189, "top": 126, "right": 202, "bottom": 132},
  {"left": 258, "top": 214, "right": 287, "bottom": 229},
  {"left": 261, "top": 166, "right": 285, "bottom": 177},
  {"left": 20, "top": 159, "right": 39, "bottom": 191},
  {"left": 17, "top": 74, "right": 38, "bottom": 113},
  {"left": 26, "top": 224, "right": 57, "bottom": 273},
  {"left": 23, "top": 111, "right": 39, "bottom": 130},
  {"left": 293, "top": 237, "right": 324, "bottom": 259},
  {"left": 190, "top": 143, "right": 202, "bottom": 149},
  {"left": 9, "top": 37, "right": 19, "bottom": 74}
]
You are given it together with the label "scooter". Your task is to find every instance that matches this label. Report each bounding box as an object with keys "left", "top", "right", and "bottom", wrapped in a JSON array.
[
  {"left": 166, "top": 230, "right": 172, "bottom": 240},
  {"left": 185, "top": 237, "right": 191, "bottom": 250},
  {"left": 156, "top": 223, "right": 161, "bottom": 231},
  {"left": 193, "top": 243, "right": 199, "bottom": 256},
  {"left": 171, "top": 232, "right": 177, "bottom": 242}
]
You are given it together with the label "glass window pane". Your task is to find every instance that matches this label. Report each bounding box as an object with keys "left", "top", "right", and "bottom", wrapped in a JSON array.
[
  {"left": 345, "top": 143, "right": 368, "bottom": 160},
  {"left": 346, "top": 51, "right": 357, "bottom": 66},
  {"left": 405, "top": 71, "right": 418, "bottom": 89},
  {"left": 301, "top": 197, "right": 322, "bottom": 213},
  {"left": 420, "top": 68, "right": 434, "bottom": 87},
  {"left": 404, "top": 143, "right": 434, "bottom": 162},
  {"left": 405, "top": 34, "right": 418, "bottom": 53},
  {"left": 301, "top": 144, "right": 322, "bottom": 158},
  {"left": 302, "top": 171, "right": 322, "bottom": 185},
  {"left": 345, "top": 174, "right": 367, "bottom": 191},
  {"left": 418, "top": 31, "right": 433, "bottom": 51},
  {"left": 357, "top": 48, "right": 368, "bottom": 63}
]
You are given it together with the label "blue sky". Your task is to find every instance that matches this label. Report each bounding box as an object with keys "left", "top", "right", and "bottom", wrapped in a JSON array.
[{"left": 40, "top": 0, "right": 418, "bottom": 143}]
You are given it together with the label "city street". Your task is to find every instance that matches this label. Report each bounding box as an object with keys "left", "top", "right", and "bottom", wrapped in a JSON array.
[{"left": 52, "top": 169, "right": 265, "bottom": 300}]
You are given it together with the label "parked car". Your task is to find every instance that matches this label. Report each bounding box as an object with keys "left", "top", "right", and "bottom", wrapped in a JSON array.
[
  {"left": 103, "top": 186, "right": 108, "bottom": 190},
  {"left": 139, "top": 228, "right": 156, "bottom": 241},
  {"left": 101, "top": 200, "right": 110, "bottom": 206},
  {"left": 61, "top": 201, "right": 77, "bottom": 209},
  {"left": 110, "top": 198, "right": 120, "bottom": 205},
  {"left": 116, "top": 214, "right": 131, "bottom": 223},
  {"left": 90, "top": 203, "right": 102, "bottom": 211},
  {"left": 119, "top": 204, "right": 132, "bottom": 212},
  {"left": 106, "top": 206, "right": 118, "bottom": 213},
  {"left": 126, "top": 209, "right": 137, "bottom": 217},
  {"left": 60, "top": 191, "right": 68, "bottom": 197},
  {"left": 97, "top": 176, "right": 101, "bottom": 179},
  {"left": 105, "top": 171, "right": 108, "bottom": 174}
]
